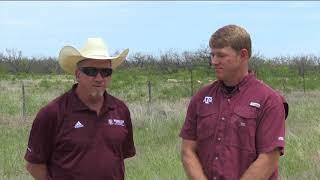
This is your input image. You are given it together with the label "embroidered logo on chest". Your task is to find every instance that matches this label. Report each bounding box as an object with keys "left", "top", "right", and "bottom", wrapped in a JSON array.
[
  {"left": 249, "top": 102, "right": 261, "bottom": 108},
  {"left": 203, "top": 96, "right": 213, "bottom": 104},
  {"left": 108, "top": 119, "right": 125, "bottom": 126},
  {"left": 74, "top": 121, "right": 84, "bottom": 128}
]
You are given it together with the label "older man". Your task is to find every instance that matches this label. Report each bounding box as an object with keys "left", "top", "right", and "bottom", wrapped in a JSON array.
[{"left": 25, "top": 38, "right": 136, "bottom": 180}]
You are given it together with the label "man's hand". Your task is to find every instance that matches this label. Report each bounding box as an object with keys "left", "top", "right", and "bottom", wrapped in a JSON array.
[
  {"left": 26, "top": 162, "right": 49, "bottom": 180},
  {"left": 240, "top": 149, "right": 281, "bottom": 180},
  {"left": 181, "top": 139, "right": 208, "bottom": 180}
]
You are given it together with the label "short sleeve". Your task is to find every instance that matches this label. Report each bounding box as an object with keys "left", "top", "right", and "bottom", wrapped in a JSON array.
[
  {"left": 179, "top": 96, "right": 198, "bottom": 140},
  {"left": 256, "top": 94, "right": 286, "bottom": 155},
  {"left": 122, "top": 107, "right": 136, "bottom": 159},
  {"left": 24, "top": 106, "right": 56, "bottom": 163}
]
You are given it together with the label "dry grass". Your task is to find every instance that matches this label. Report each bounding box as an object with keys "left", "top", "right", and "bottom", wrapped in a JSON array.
[{"left": 0, "top": 77, "right": 319, "bottom": 179}]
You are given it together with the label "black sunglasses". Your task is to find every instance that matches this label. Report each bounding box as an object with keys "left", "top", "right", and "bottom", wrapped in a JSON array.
[{"left": 79, "top": 67, "right": 113, "bottom": 77}]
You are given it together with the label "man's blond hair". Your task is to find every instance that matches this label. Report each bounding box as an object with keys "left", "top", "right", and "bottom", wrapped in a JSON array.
[{"left": 209, "top": 24, "right": 252, "bottom": 58}]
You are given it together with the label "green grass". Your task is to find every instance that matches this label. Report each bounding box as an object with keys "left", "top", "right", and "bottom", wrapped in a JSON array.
[
  {"left": 279, "top": 91, "right": 320, "bottom": 179},
  {"left": 1, "top": 91, "right": 320, "bottom": 179},
  {"left": 0, "top": 70, "right": 320, "bottom": 179},
  {"left": 0, "top": 125, "right": 31, "bottom": 179},
  {"left": 124, "top": 101, "right": 188, "bottom": 179}
]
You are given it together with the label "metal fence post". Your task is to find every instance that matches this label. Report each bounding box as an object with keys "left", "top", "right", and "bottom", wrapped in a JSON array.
[
  {"left": 22, "top": 81, "right": 26, "bottom": 121},
  {"left": 147, "top": 80, "right": 152, "bottom": 115},
  {"left": 190, "top": 68, "right": 194, "bottom": 96},
  {"left": 302, "top": 63, "right": 306, "bottom": 93},
  {"left": 148, "top": 80, "right": 151, "bottom": 104}
]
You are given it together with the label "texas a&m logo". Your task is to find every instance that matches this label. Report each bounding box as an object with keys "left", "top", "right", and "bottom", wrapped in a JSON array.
[{"left": 203, "top": 96, "right": 213, "bottom": 104}]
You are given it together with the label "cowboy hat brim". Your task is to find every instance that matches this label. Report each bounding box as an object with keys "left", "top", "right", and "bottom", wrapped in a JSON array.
[{"left": 58, "top": 46, "right": 129, "bottom": 74}]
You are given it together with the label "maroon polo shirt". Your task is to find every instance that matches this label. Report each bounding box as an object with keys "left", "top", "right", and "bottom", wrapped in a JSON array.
[
  {"left": 180, "top": 73, "right": 287, "bottom": 180},
  {"left": 25, "top": 84, "right": 136, "bottom": 180}
]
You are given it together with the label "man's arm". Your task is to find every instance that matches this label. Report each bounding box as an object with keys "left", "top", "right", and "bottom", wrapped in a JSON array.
[
  {"left": 181, "top": 139, "right": 208, "bottom": 180},
  {"left": 240, "top": 149, "right": 280, "bottom": 180},
  {"left": 26, "top": 162, "right": 49, "bottom": 180}
]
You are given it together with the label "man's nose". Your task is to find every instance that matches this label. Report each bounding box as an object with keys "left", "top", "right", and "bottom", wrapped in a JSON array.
[
  {"left": 94, "top": 72, "right": 104, "bottom": 80},
  {"left": 211, "top": 56, "right": 219, "bottom": 65}
]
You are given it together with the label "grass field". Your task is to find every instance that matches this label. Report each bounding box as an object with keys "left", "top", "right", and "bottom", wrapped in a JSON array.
[{"left": 0, "top": 72, "right": 320, "bottom": 179}]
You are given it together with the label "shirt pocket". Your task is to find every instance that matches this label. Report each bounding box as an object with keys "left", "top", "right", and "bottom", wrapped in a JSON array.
[
  {"left": 225, "top": 106, "right": 257, "bottom": 152},
  {"left": 196, "top": 112, "right": 218, "bottom": 142},
  {"left": 196, "top": 111, "right": 218, "bottom": 176}
]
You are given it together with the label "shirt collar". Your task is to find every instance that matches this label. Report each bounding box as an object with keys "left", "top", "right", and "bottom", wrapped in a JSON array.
[
  {"left": 218, "top": 72, "right": 255, "bottom": 96},
  {"left": 70, "top": 84, "right": 115, "bottom": 112}
]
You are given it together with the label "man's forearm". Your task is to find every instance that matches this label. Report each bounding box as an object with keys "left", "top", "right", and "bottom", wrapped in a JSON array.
[
  {"left": 240, "top": 150, "right": 280, "bottom": 180},
  {"left": 182, "top": 151, "right": 208, "bottom": 180},
  {"left": 26, "top": 162, "right": 49, "bottom": 180}
]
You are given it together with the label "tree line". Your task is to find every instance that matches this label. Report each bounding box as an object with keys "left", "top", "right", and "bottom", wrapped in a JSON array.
[{"left": 1, "top": 47, "right": 320, "bottom": 75}]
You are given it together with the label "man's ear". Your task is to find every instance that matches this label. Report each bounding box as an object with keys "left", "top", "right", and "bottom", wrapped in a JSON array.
[
  {"left": 239, "top": 48, "right": 249, "bottom": 60},
  {"left": 75, "top": 69, "right": 80, "bottom": 81}
]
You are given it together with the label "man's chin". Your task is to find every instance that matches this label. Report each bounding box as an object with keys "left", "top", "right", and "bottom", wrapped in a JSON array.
[
  {"left": 90, "top": 90, "right": 104, "bottom": 98},
  {"left": 215, "top": 74, "right": 223, "bottom": 80}
]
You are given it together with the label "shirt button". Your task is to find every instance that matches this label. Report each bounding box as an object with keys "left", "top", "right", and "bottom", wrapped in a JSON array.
[
  {"left": 213, "top": 177, "right": 217, "bottom": 180},
  {"left": 227, "top": 99, "right": 230, "bottom": 102},
  {"left": 221, "top": 117, "right": 225, "bottom": 121},
  {"left": 217, "top": 138, "right": 221, "bottom": 141},
  {"left": 215, "top": 156, "right": 219, "bottom": 160}
]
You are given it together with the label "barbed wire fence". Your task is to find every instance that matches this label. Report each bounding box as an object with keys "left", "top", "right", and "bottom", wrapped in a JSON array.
[{"left": 1, "top": 48, "right": 320, "bottom": 120}]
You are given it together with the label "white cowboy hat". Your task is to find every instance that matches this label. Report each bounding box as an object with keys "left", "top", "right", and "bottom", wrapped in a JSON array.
[{"left": 58, "top": 37, "right": 129, "bottom": 74}]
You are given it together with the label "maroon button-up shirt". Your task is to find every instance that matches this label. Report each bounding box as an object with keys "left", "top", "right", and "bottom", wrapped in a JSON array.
[
  {"left": 180, "top": 74, "right": 287, "bottom": 180},
  {"left": 25, "top": 84, "right": 136, "bottom": 180}
]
